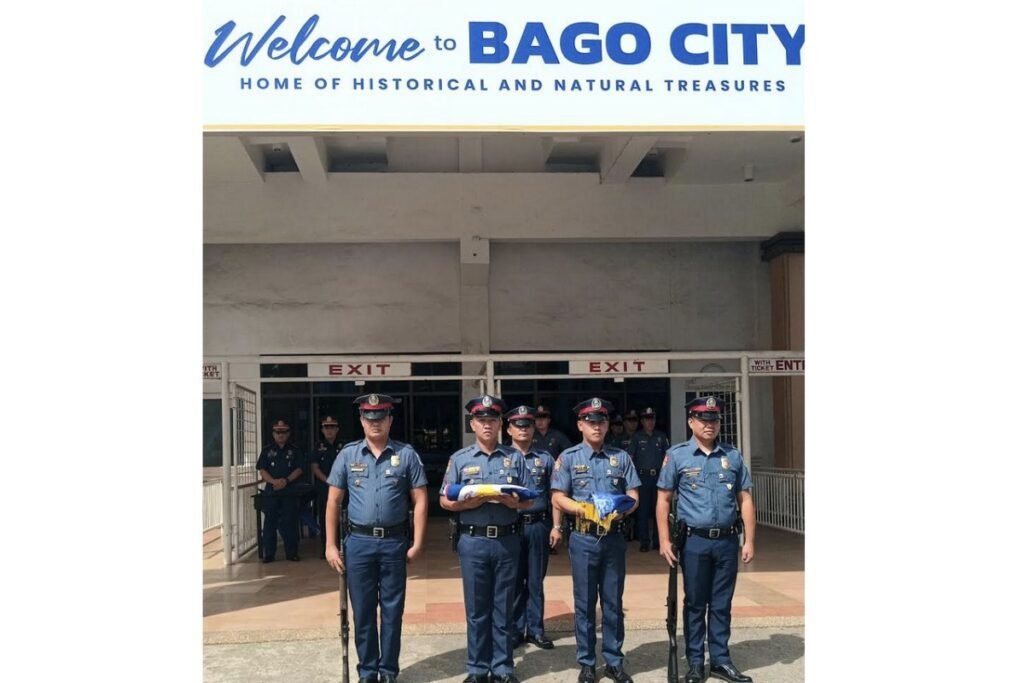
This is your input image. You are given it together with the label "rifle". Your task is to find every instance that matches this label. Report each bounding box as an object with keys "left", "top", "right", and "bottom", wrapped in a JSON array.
[
  {"left": 339, "top": 510, "right": 350, "bottom": 683},
  {"left": 666, "top": 512, "right": 687, "bottom": 683}
]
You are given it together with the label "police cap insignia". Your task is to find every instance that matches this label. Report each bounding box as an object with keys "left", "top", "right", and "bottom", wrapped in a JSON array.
[
  {"left": 368, "top": 394, "right": 380, "bottom": 406},
  {"left": 482, "top": 396, "right": 493, "bottom": 407},
  {"left": 591, "top": 398, "right": 602, "bottom": 409},
  {"left": 518, "top": 406, "right": 528, "bottom": 415},
  {"left": 706, "top": 397, "right": 717, "bottom": 408}
]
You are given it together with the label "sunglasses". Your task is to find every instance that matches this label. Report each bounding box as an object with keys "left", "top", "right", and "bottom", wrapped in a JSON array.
[{"left": 272, "top": 429, "right": 291, "bottom": 434}]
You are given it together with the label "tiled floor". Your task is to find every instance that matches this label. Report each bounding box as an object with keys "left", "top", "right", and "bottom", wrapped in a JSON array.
[{"left": 203, "top": 524, "right": 803, "bottom": 636}]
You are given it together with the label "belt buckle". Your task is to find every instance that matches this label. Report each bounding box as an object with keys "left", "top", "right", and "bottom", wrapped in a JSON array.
[
  {"left": 486, "top": 525, "right": 498, "bottom": 539},
  {"left": 372, "top": 527, "right": 385, "bottom": 538},
  {"left": 522, "top": 514, "right": 533, "bottom": 524},
  {"left": 708, "top": 528, "right": 720, "bottom": 539},
  {"left": 596, "top": 524, "right": 607, "bottom": 538}
]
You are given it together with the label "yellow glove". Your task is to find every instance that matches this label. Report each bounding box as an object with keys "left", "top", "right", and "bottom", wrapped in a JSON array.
[{"left": 577, "top": 502, "right": 600, "bottom": 523}]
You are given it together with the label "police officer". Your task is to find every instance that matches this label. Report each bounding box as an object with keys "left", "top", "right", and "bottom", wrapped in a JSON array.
[
  {"left": 505, "top": 405, "right": 562, "bottom": 651},
  {"left": 532, "top": 404, "right": 573, "bottom": 456},
  {"left": 441, "top": 395, "right": 533, "bottom": 683},
  {"left": 256, "top": 418, "right": 305, "bottom": 563},
  {"left": 622, "top": 409, "right": 640, "bottom": 446},
  {"left": 606, "top": 414, "right": 628, "bottom": 449},
  {"left": 551, "top": 398, "right": 640, "bottom": 683},
  {"left": 311, "top": 414, "right": 345, "bottom": 559},
  {"left": 325, "top": 394, "right": 428, "bottom": 683},
  {"left": 656, "top": 397, "right": 756, "bottom": 683},
  {"left": 627, "top": 407, "right": 671, "bottom": 553}
]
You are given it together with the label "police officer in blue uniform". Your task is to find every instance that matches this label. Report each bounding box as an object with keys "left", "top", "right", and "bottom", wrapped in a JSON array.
[
  {"left": 621, "top": 409, "right": 640, "bottom": 448},
  {"left": 505, "top": 405, "right": 562, "bottom": 651},
  {"left": 311, "top": 414, "right": 345, "bottom": 559},
  {"left": 441, "top": 395, "right": 533, "bottom": 683},
  {"left": 606, "top": 414, "right": 628, "bottom": 449},
  {"left": 325, "top": 394, "right": 428, "bottom": 683},
  {"left": 256, "top": 418, "right": 306, "bottom": 563},
  {"left": 656, "top": 397, "right": 756, "bottom": 683},
  {"left": 551, "top": 398, "right": 641, "bottom": 683},
  {"left": 627, "top": 407, "right": 672, "bottom": 552},
  {"left": 531, "top": 404, "right": 573, "bottom": 456}
]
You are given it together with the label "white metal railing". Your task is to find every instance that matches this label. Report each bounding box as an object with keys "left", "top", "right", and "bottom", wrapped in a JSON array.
[
  {"left": 203, "top": 479, "right": 223, "bottom": 532},
  {"left": 753, "top": 468, "right": 804, "bottom": 534}
]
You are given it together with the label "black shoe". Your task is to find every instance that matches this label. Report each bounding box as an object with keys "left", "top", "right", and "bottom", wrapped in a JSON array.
[
  {"left": 709, "top": 662, "right": 752, "bottom": 683},
  {"left": 462, "top": 675, "right": 489, "bottom": 683},
  {"left": 511, "top": 633, "right": 525, "bottom": 648},
  {"left": 492, "top": 676, "right": 519, "bottom": 683},
  {"left": 287, "top": 554, "right": 300, "bottom": 561},
  {"left": 601, "top": 664, "right": 634, "bottom": 683},
  {"left": 526, "top": 633, "right": 554, "bottom": 649},
  {"left": 685, "top": 663, "right": 705, "bottom": 683},
  {"left": 380, "top": 676, "right": 398, "bottom": 683},
  {"left": 357, "top": 677, "right": 378, "bottom": 683},
  {"left": 262, "top": 556, "right": 275, "bottom": 563},
  {"left": 578, "top": 665, "right": 597, "bottom": 682},
  {"left": 639, "top": 541, "right": 650, "bottom": 552}
]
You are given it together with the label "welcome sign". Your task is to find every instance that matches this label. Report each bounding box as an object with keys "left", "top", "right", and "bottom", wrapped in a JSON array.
[{"left": 203, "top": 0, "right": 804, "bottom": 131}]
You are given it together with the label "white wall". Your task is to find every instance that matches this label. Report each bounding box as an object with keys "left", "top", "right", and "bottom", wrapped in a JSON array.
[
  {"left": 489, "top": 242, "right": 771, "bottom": 351},
  {"left": 204, "top": 243, "right": 461, "bottom": 355}
]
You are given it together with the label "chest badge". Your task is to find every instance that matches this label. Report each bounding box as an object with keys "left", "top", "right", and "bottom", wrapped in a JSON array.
[
  {"left": 391, "top": 455, "right": 400, "bottom": 467},
  {"left": 726, "top": 483, "right": 733, "bottom": 490},
  {"left": 721, "top": 457, "right": 730, "bottom": 470},
  {"left": 507, "top": 476, "right": 513, "bottom": 483},
  {"left": 534, "top": 457, "right": 542, "bottom": 467},
  {"left": 503, "top": 457, "right": 512, "bottom": 468},
  {"left": 573, "top": 464, "right": 589, "bottom": 474},
  {"left": 609, "top": 456, "right": 619, "bottom": 468},
  {"left": 463, "top": 465, "right": 481, "bottom": 475}
]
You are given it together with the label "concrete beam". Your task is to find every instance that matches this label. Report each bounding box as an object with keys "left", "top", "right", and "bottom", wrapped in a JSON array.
[
  {"left": 458, "top": 137, "right": 483, "bottom": 172},
  {"left": 203, "top": 136, "right": 265, "bottom": 183},
  {"left": 599, "top": 136, "right": 657, "bottom": 184},
  {"left": 662, "top": 149, "right": 689, "bottom": 186},
  {"left": 289, "top": 136, "right": 328, "bottom": 185}
]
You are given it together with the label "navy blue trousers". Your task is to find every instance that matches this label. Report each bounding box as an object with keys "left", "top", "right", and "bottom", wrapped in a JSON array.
[
  {"left": 636, "top": 474, "right": 659, "bottom": 543},
  {"left": 261, "top": 492, "right": 298, "bottom": 559},
  {"left": 568, "top": 531, "right": 627, "bottom": 667},
  {"left": 514, "top": 520, "right": 552, "bottom": 638},
  {"left": 344, "top": 534, "right": 409, "bottom": 679},
  {"left": 457, "top": 534, "right": 521, "bottom": 676},
  {"left": 682, "top": 534, "right": 740, "bottom": 665}
]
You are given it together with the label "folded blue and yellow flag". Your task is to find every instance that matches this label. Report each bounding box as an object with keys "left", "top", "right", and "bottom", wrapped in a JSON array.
[
  {"left": 444, "top": 483, "right": 540, "bottom": 502},
  {"left": 576, "top": 492, "right": 636, "bottom": 532}
]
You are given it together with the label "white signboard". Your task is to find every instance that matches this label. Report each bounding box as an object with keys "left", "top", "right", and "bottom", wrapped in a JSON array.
[
  {"left": 203, "top": 364, "right": 222, "bottom": 379},
  {"left": 308, "top": 361, "right": 413, "bottom": 378},
  {"left": 203, "top": 0, "right": 804, "bottom": 130},
  {"left": 569, "top": 359, "right": 669, "bottom": 375},
  {"left": 748, "top": 357, "right": 804, "bottom": 374}
]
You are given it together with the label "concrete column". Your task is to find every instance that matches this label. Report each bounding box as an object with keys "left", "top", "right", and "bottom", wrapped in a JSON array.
[
  {"left": 761, "top": 233, "right": 804, "bottom": 470},
  {"left": 460, "top": 237, "right": 490, "bottom": 446}
]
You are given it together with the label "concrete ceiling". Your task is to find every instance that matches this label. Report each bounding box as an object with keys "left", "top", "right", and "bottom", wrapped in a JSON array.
[{"left": 204, "top": 131, "right": 804, "bottom": 187}]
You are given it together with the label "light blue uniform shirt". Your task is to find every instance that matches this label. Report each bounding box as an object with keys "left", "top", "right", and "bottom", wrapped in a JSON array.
[
  {"left": 443, "top": 443, "right": 530, "bottom": 526},
  {"left": 657, "top": 437, "right": 753, "bottom": 529},
  {"left": 328, "top": 438, "right": 427, "bottom": 527},
  {"left": 550, "top": 442, "right": 641, "bottom": 501}
]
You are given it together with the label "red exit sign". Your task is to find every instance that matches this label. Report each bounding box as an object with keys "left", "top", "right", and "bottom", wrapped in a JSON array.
[
  {"left": 308, "top": 362, "right": 412, "bottom": 378},
  {"left": 569, "top": 360, "right": 668, "bottom": 375}
]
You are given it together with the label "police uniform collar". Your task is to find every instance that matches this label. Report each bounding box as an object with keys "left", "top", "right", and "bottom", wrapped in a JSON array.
[
  {"left": 361, "top": 437, "right": 396, "bottom": 457},
  {"left": 473, "top": 442, "right": 510, "bottom": 458},
  {"left": 687, "top": 435, "right": 721, "bottom": 455},
  {"left": 578, "top": 442, "right": 609, "bottom": 459}
]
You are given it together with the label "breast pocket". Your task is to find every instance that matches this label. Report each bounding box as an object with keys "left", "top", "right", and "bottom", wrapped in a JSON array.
[
  {"left": 717, "top": 469, "right": 737, "bottom": 490},
  {"left": 572, "top": 476, "right": 593, "bottom": 496},
  {"left": 382, "top": 472, "right": 404, "bottom": 490}
]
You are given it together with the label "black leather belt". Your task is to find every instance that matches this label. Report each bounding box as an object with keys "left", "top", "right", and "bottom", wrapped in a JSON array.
[
  {"left": 642, "top": 468, "right": 659, "bottom": 477},
  {"left": 348, "top": 522, "right": 409, "bottom": 538},
  {"left": 687, "top": 524, "right": 741, "bottom": 539},
  {"left": 459, "top": 523, "right": 520, "bottom": 538},
  {"left": 520, "top": 512, "right": 549, "bottom": 525}
]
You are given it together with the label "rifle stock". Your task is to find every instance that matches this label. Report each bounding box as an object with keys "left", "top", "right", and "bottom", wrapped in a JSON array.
[
  {"left": 339, "top": 511, "right": 350, "bottom": 683},
  {"left": 666, "top": 514, "right": 679, "bottom": 683}
]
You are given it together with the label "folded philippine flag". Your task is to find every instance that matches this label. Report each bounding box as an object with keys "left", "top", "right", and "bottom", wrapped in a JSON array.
[
  {"left": 444, "top": 483, "right": 540, "bottom": 502},
  {"left": 576, "top": 493, "right": 637, "bottom": 532}
]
